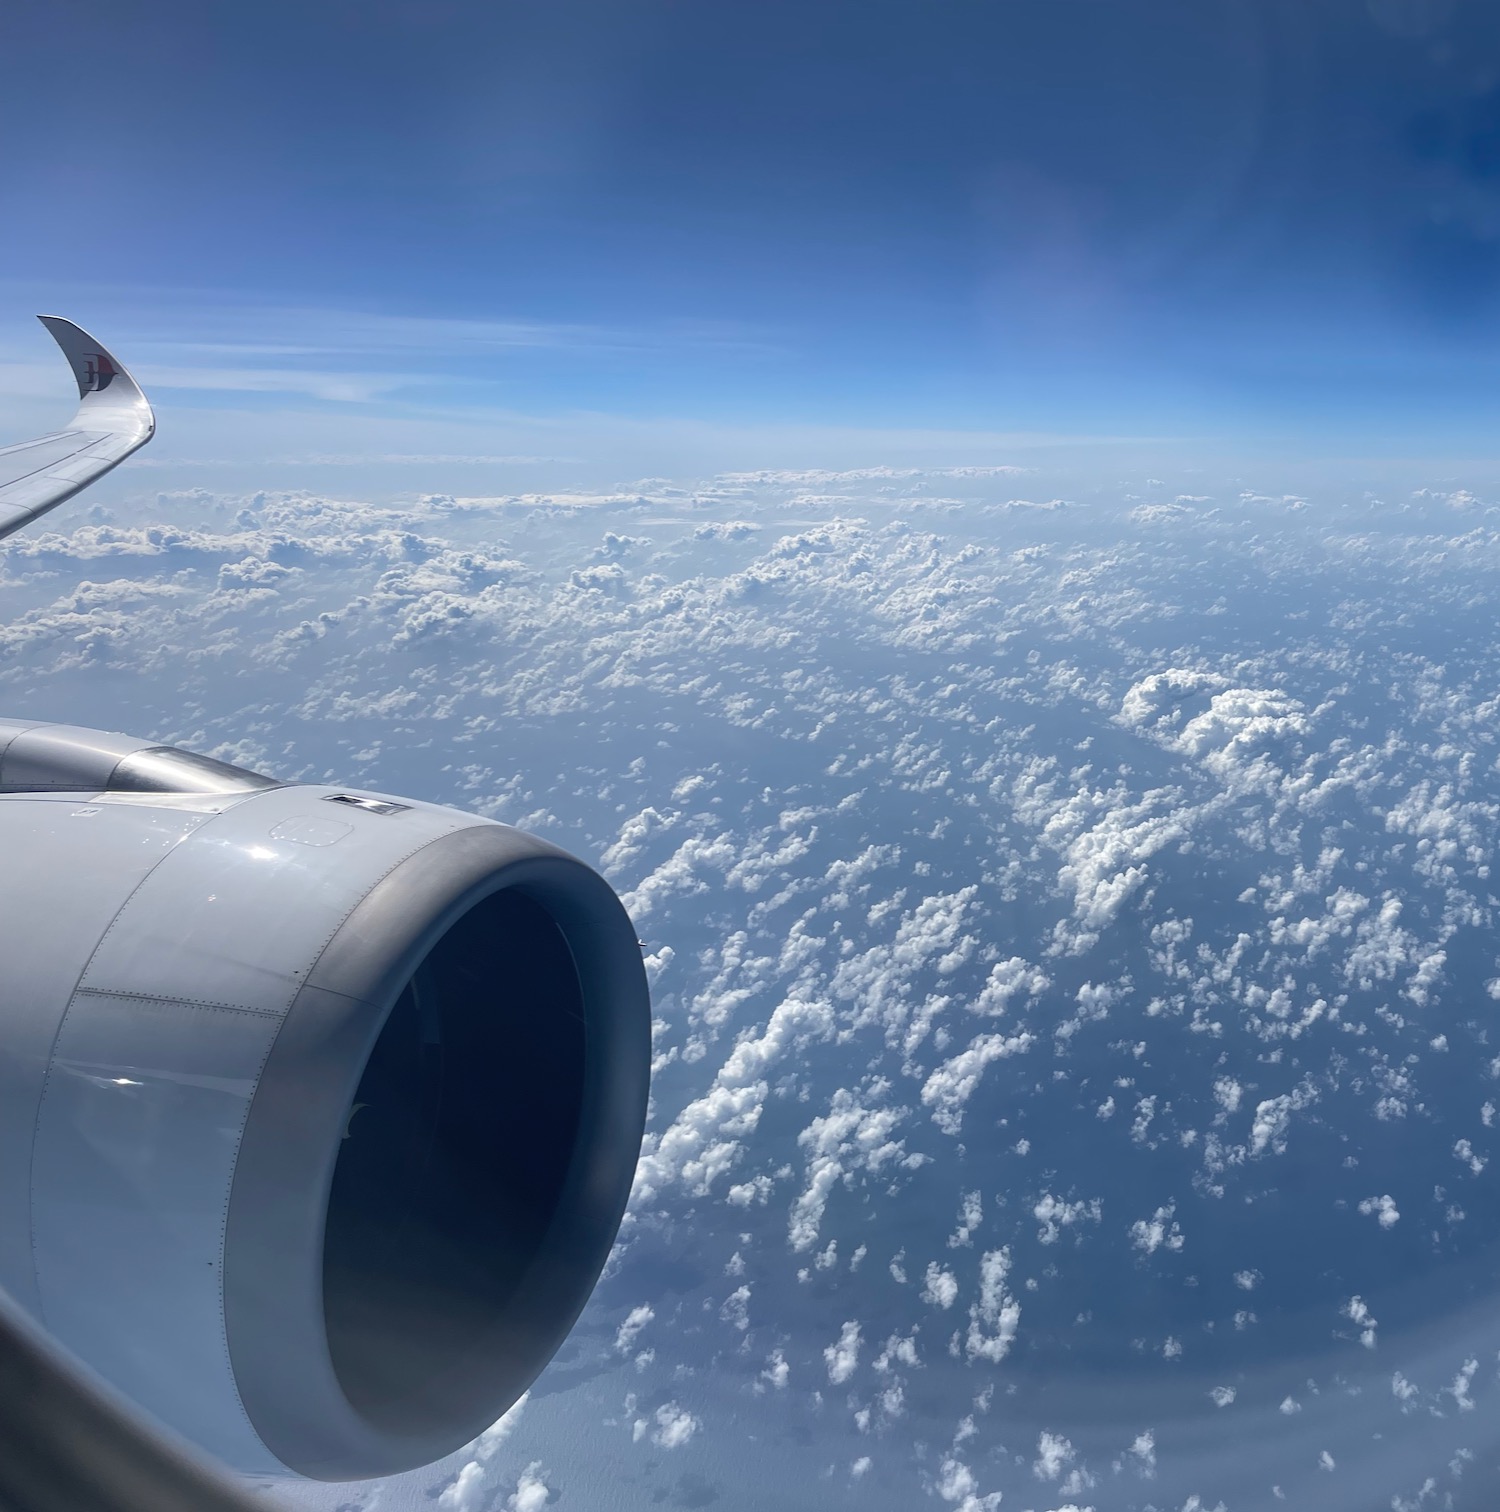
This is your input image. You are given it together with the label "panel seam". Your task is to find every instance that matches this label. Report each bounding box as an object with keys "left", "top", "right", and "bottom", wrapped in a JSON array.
[{"left": 72, "top": 987, "right": 283, "bottom": 1019}]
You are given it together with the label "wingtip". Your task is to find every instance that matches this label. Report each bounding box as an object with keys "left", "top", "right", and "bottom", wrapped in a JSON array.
[
  {"left": 35, "top": 314, "right": 94, "bottom": 352},
  {"left": 33, "top": 315, "right": 152, "bottom": 432},
  {"left": 0, "top": 316, "right": 155, "bottom": 543}
]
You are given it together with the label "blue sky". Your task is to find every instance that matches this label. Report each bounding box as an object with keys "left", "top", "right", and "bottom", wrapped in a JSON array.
[{"left": 6, "top": 0, "right": 1500, "bottom": 480}]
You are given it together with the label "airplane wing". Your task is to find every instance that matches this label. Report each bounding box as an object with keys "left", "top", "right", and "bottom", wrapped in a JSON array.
[
  {"left": 0, "top": 317, "right": 155, "bottom": 543},
  {"left": 0, "top": 1283, "right": 260, "bottom": 1512}
]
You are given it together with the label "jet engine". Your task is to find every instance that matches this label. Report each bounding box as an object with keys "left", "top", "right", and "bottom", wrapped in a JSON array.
[{"left": 0, "top": 718, "right": 650, "bottom": 1480}]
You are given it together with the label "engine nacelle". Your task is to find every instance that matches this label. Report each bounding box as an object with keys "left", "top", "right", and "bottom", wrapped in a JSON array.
[{"left": 0, "top": 720, "right": 649, "bottom": 1480}]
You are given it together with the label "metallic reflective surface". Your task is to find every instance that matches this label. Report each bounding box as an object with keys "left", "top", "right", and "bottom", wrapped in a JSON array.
[
  {"left": 0, "top": 722, "right": 275, "bottom": 796},
  {"left": 108, "top": 747, "right": 280, "bottom": 795},
  {"left": 0, "top": 1283, "right": 263, "bottom": 1512},
  {"left": 225, "top": 824, "right": 650, "bottom": 1479},
  {"left": 0, "top": 721, "right": 151, "bottom": 793},
  {"left": 0, "top": 765, "right": 651, "bottom": 1479},
  {"left": 0, "top": 317, "right": 153, "bottom": 542},
  {"left": 0, "top": 323, "right": 652, "bottom": 1491}
]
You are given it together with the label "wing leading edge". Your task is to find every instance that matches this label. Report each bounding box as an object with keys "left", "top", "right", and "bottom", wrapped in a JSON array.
[{"left": 0, "top": 317, "right": 154, "bottom": 543}]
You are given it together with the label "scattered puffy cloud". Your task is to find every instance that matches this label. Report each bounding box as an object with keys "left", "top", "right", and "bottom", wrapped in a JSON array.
[
  {"left": 1033, "top": 1192, "right": 1103, "bottom": 1246},
  {"left": 1343, "top": 1296, "right": 1379, "bottom": 1350},
  {"left": 1034, "top": 1432, "right": 1075, "bottom": 1481},
  {"left": 1249, "top": 1084, "right": 1318, "bottom": 1158},
  {"left": 1129, "top": 1205, "right": 1184, "bottom": 1255},
  {"left": 921, "top": 1030, "right": 1034, "bottom": 1134},
  {"left": 634, "top": 1403, "right": 700, "bottom": 1449},
  {"left": 790, "top": 1086, "right": 912, "bottom": 1251},
  {"left": 922, "top": 1262, "right": 959, "bottom": 1310},
  {"left": 437, "top": 1394, "right": 530, "bottom": 1512},
  {"left": 824, "top": 1321, "right": 862, "bottom": 1385},
  {"left": 17, "top": 472, "right": 1500, "bottom": 1510},
  {"left": 719, "top": 1285, "right": 751, "bottom": 1332},
  {"left": 965, "top": 1249, "right": 1021, "bottom": 1363},
  {"left": 948, "top": 1190, "right": 983, "bottom": 1248},
  {"left": 935, "top": 1456, "right": 1003, "bottom": 1512},
  {"left": 1358, "top": 1194, "right": 1400, "bottom": 1229},
  {"left": 614, "top": 1304, "right": 655, "bottom": 1354},
  {"left": 1448, "top": 1359, "right": 1478, "bottom": 1412},
  {"left": 1126, "top": 1430, "right": 1156, "bottom": 1475},
  {"left": 971, "top": 957, "right": 1049, "bottom": 1015},
  {"left": 507, "top": 1462, "right": 552, "bottom": 1512}
]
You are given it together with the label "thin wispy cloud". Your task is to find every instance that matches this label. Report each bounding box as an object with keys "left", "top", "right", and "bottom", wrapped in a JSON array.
[{"left": 0, "top": 289, "right": 784, "bottom": 412}]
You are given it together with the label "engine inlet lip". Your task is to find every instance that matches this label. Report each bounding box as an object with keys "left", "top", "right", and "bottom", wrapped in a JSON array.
[{"left": 220, "top": 823, "right": 650, "bottom": 1480}]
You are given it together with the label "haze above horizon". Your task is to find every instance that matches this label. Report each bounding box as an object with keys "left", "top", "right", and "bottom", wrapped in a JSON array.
[{"left": 5, "top": 1, "right": 1500, "bottom": 480}]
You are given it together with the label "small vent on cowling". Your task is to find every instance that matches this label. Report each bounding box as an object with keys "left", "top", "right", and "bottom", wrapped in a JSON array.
[{"left": 323, "top": 793, "right": 410, "bottom": 817}]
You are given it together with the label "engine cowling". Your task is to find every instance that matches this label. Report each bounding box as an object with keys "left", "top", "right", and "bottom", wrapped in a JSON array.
[{"left": 0, "top": 720, "right": 650, "bottom": 1480}]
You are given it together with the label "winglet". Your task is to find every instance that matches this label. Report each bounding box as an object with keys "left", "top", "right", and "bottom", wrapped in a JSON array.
[
  {"left": 35, "top": 316, "right": 154, "bottom": 440},
  {"left": 0, "top": 319, "right": 155, "bottom": 542}
]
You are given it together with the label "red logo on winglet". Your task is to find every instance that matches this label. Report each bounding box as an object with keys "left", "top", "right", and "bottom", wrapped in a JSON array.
[{"left": 82, "top": 352, "right": 116, "bottom": 392}]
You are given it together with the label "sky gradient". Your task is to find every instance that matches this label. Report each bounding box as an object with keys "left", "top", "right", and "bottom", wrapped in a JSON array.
[{"left": 6, "top": 1, "right": 1500, "bottom": 481}]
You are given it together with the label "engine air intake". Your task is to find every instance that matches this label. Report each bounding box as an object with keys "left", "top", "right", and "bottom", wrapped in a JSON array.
[{"left": 323, "top": 889, "right": 587, "bottom": 1438}]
